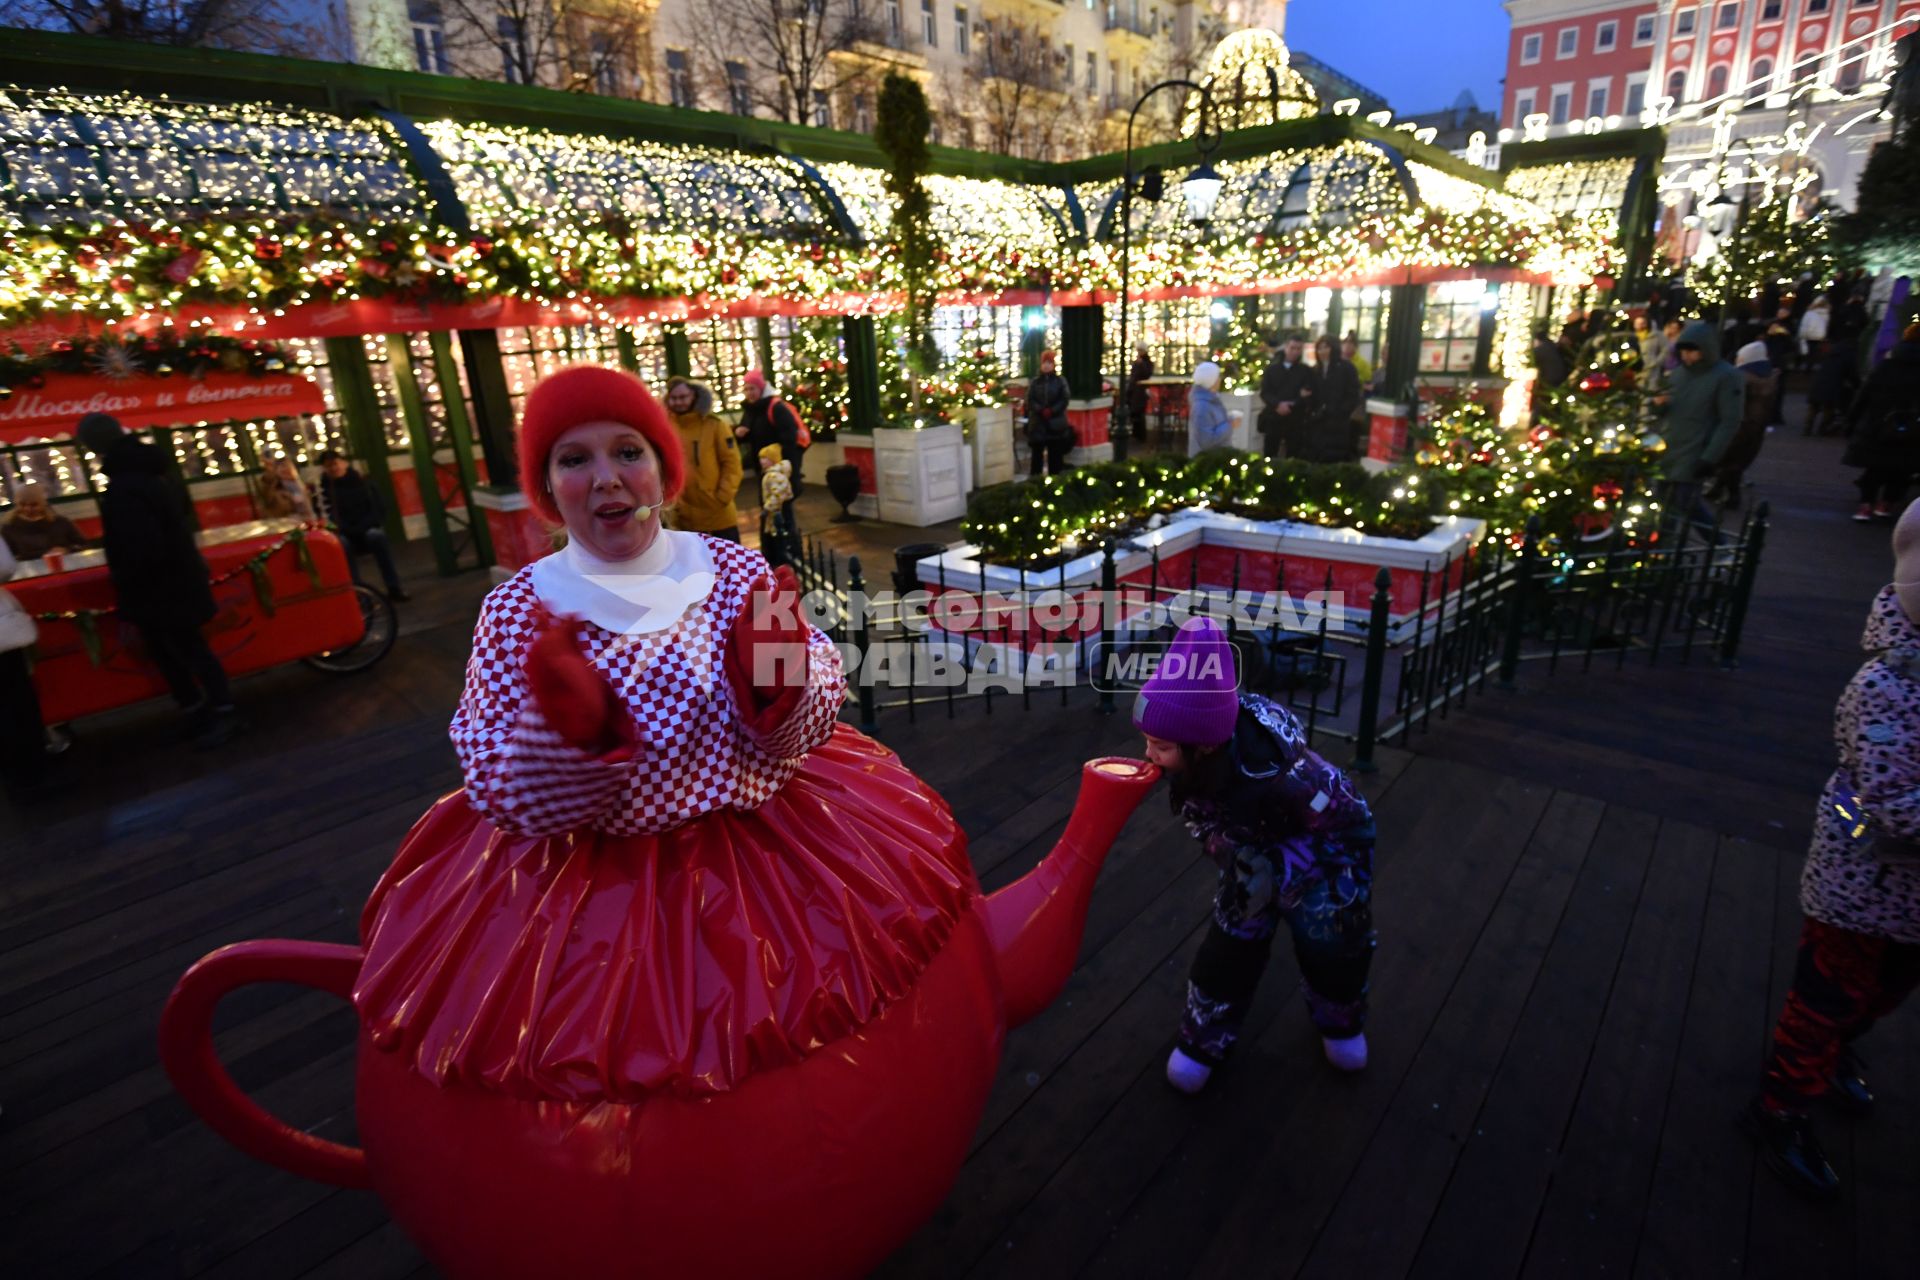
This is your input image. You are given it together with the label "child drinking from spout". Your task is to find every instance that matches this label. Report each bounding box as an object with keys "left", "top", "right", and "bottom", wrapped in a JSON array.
[{"left": 1135, "top": 617, "right": 1379, "bottom": 1093}]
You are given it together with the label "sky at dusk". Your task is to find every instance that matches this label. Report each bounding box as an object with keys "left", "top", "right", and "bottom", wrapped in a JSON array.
[{"left": 1283, "top": 0, "right": 1512, "bottom": 115}]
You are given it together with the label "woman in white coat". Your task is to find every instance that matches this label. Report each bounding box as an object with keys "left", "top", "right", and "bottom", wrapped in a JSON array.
[{"left": 1188, "top": 361, "right": 1240, "bottom": 457}]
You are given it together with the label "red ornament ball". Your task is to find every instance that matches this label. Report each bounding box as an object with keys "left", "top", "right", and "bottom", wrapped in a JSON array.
[{"left": 1577, "top": 372, "right": 1612, "bottom": 394}]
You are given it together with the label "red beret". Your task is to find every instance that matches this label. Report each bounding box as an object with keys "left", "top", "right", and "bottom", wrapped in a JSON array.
[{"left": 517, "top": 365, "right": 685, "bottom": 524}]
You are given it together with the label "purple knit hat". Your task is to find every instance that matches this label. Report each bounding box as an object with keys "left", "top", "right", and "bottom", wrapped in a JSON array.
[{"left": 1132, "top": 617, "right": 1241, "bottom": 745}]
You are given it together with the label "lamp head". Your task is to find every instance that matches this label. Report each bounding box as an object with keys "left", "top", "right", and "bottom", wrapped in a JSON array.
[{"left": 1182, "top": 159, "right": 1223, "bottom": 223}]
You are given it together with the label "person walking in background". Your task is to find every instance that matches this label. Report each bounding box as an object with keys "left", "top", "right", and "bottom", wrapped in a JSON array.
[
  {"left": 1635, "top": 313, "right": 1669, "bottom": 380},
  {"left": 1531, "top": 320, "right": 1570, "bottom": 414},
  {"left": 0, "top": 535, "right": 52, "bottom": 801},
  {"left": 755, "top": 443, "right": 798, "bottom": 570},
  {"left": 736, "top": 369, "right": 806, "bottom": 494},
  {"left": 1806, "top": 339, "right": 1859, "bottom": 439},
  {"left": 1127, "top": 342, "right": 1153, "bottom": 443},
  {"left": 75, "top": 413, "right": 239, "bottom": 749},
  {"left": 1258, "top": 331, "right": 1318, "bottom": 459},
  {"left": 252, "top": 453, "right": 314, "bottom": 521},
  {"left": 1308, "top": 334, "right": 1362, "bottom": 462},
  {"left": 316, "top": 450, "right": 409, "bottom": 602},
  {"left": 1341, "top": 332, "right": 1373, "bottom": 390},
  {"left": 1650, "top": 321, "right": 1744, "bottom": 544},
  {"left": 1745, "top": 502, "right": 1920, "bottom": 1200},
  {"left": 1024, "top": 349, "right": 1073, "bottom": 477},
  {"left": 1799, "top": 296, "right": 1831, "bottom": 368},
  {"left": 1133, "top": 618, "right": 1378, "bottom": 1095},
  {"left": 664, "top": 377, "right": 744, "bottom": 543},
  {"left": 2, "top": 483, "right": 88, "bottom": 562},
  {"left": 1712, "top": 341, "right": 1779, "bottom": 509},
  {"left": 1186, "top": 361, "right": 1237, "bottom": 457},
  {"left": 1843, "top": 322, "right": 1920, "bottom": 521}
]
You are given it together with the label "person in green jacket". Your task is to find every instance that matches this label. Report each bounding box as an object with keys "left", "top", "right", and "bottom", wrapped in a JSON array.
[{"left": 1651, "top": 319, "right": 1745, "bottom": 545}]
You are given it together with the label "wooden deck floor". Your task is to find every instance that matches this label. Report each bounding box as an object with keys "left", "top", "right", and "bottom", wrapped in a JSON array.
[{"left": 2, "top": 409, "right": 1912, "bottom": 1279}]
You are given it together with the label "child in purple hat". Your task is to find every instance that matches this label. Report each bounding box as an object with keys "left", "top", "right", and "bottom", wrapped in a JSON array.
[{"left": 1135, "top": 616, "right": 1378, "bottom": 1094}]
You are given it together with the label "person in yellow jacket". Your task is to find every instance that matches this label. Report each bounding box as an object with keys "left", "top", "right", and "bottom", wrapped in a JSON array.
[{"left": 664, "top": 376, "right": 744, "bottom": 542}]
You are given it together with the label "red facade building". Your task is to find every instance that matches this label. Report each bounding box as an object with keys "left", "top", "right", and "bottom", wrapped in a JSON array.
[{"left": 1504, "top": 0, "right": 1660, "bottom": 129}]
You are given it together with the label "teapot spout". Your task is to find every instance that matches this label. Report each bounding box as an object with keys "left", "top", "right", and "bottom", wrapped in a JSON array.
[{"left": 981, "top": 757, "right": 1160, "bottom": 1030}]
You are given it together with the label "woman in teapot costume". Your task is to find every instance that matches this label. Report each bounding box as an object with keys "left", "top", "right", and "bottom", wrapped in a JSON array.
[{"left": 160, "top": 365, "right": 1158, "bottom": 1280}]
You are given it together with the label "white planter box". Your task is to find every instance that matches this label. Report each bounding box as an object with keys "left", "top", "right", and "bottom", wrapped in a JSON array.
[
  {"left": 973, "top": 404, "right": 1016, "bottom": 488},
  {"left": 875, "top": 423, "right": 970, "bottom": 527},
  {"left": 800, "top": 437, "right": 844, "bottom": 487},
  {"left": 1221, "top": 390, "right": 1261, "bottom": 453}
]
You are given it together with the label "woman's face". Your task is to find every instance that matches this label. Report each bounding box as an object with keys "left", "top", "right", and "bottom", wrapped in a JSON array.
[
  {"left": 1314, "top": 339, "right": 1333, "bottom": 365},
  {"left": 1142, "top": 734, "right": 1185, "bottom": 773},
  {"left": 17, "top": 491, "right": 50, "bottom": 520},
  {"left": 665, "top": 383, "right": 695, "bottom": 414},
  {"left": 547, "top": 420, "right": 664, "bottom": 561}
]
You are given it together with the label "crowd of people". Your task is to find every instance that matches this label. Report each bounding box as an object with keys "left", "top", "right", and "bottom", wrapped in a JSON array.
[{"left": 1024, "top": 329, "right": 1376, "bottom": 478}]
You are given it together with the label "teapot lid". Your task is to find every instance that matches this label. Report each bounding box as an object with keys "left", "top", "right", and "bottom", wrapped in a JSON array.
[{"left": 354, "top": 729, "right": 974, "bottom": 1099}]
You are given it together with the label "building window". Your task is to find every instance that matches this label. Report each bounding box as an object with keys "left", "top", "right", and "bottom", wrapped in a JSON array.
[
  {"left": 1761, "top": 0, "right": 1782, "bottom": 17},
  {"left": 726, "top": 61, "right": 751, "bottom": 114},
  {"left": 1513, "top": 87, "right": 1537, "bottom": 125},
  {"left": 1420, "top": 280, "right": 1496, "bottom": 375},
  {"left": 956, "top": 5, "right": 969, "bottom": 54},
  {"left": 1708, "top": 64, "right": 1729, "bottom": 97},
  {"left": 923, "top": 0, "right": 937, "bottom": 45},
  {"left": 1549, "top": 84, "right": 1572, "bottom": 123},
  {"left": 1750, "top": 57, "right": 1773, "bottom": 87},
  {"left": 852, "top": 93, "right": 873, "bottom": 132},
  {"left": 1716, "top": 2, "right": 1739, "bottom": 28},
  {"left": 1795, "top": 50, "right": 1821, "bottom": 82},
  {"left": 1086, "top": 51, "right": 1097, "bottom": 92},
  {"left": 1595, "top": 20, "right": 1617, "bottom": 51},
  {"left": 1521, "top": 32, "right": 1542, "bottom": 63},
  {"left": 1839, "top": 57, "right": 1864, "bottom": 89},
  {"left": 813, "top": 89, "right": 831, "bottom": 127},
  {"left": 1667, "top": 68, "right": 1688, "bottom": 100},
  {"left": 1557, "top": 26, "right": 1578, "bottom": 57},
  {"left": 1588, "top": 82, "right": 1609, "bottom": 117},
  {"left": 1806, "top": 0, "right": 1828, "bottom": 10},
  {"left": 408, "top": 0, "right": 448, "bottom": 74},
  {"left": 886, "top": 0, "right": 902, "bottom": 36},
  {"left": 1634, "top": 14, "right": 1656, "bottom": 44},
  {"left": 498, "top": 14, "right": 528, "bottom": 84},
  {"left": 1625, "top": 73, "right": 1648, "bottom": 115},
  {"left": 1111, "top": 58, "right": 1122, "bottom": 102},
  {"left": 1675, "top": 7, "right": 1697, "bottom": 35},
  {"left": 666, "top": 48, "right": 694, "bottom": 107},
  {"left": 590, "top": 32, "right": 623, "bottom": 96}
]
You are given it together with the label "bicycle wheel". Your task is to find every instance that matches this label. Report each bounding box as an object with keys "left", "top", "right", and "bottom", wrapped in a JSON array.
[{"left": 301, "top": 584, "right": 398, "bottom": 674}]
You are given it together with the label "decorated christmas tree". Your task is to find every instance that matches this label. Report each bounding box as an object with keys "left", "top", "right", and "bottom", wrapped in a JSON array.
[
  {"left": 785, "top": 318, "right": 850, "bottom": 437},
  {"left": 1691, "top": 190, "right": 1840, "bottom": 311}
]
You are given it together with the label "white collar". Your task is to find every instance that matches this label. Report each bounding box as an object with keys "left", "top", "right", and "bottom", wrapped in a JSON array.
[{"left": 528, "top": 528, "right": 717, "bottom": 636}]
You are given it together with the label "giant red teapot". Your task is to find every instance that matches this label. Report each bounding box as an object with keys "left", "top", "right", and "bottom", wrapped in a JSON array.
[{"left": 160, "top": 741, "right": 1156, "bottom": 1280}]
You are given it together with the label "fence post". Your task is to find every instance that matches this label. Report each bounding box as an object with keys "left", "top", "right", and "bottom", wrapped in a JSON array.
[
  {"left": 1496, "top": 516, "right": 1541, "bottom": 692},
  {"left": 1098, "top": 539, "right": 1118, "bottom": 715},
  {"left": 1352, "top": 567, "right": 1392, "bottom": 774},
  {"left": 848, "top": 556, "right": 878, "bottom": 731},
  {"left": 1719, "top": 500, "right": 1769, "bottom": 670}
]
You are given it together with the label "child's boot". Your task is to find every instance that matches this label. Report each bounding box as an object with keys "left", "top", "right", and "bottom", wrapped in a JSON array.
[
  {"left": 1165, "top": 1047, "right": 1213, "bottom": 1094},
  {"left": 1322, "top": 1032, "right": 1368, "bottom": 1072}
]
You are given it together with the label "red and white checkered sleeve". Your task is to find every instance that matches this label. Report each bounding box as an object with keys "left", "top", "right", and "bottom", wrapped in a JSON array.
[
  {"left": 743, "top": 624, "right": 846, "bottom": 762},
  {"left": 450, "top": 589, "right": 628, "bottom": 837}
]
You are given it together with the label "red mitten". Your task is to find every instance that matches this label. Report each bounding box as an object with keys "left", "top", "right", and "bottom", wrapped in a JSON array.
[
  {"left": 525, "top": 617, "right": 632, "bottom": 755},
  {"left": 726, "top": 565, "right": 809, "bottom": 734}
]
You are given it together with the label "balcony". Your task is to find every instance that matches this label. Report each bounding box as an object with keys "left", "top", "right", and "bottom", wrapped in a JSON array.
[
  {"left": 839, "top": 22, "right": 930, "bottom": 70},
  {"left": 1104, "top": 5, "right": 1155, "bottom": 38}
]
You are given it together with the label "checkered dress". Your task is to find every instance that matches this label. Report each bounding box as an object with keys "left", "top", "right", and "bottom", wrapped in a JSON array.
[{"left": 451, "top": 535, "right": 845, "bottom": 837}]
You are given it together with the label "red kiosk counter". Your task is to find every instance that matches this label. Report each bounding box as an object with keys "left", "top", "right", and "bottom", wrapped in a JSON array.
[{"left": 4, "top": 518, "right": 391, "bottom": 725}]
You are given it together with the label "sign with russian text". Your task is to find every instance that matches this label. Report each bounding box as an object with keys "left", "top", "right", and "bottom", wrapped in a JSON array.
[{"left": 0, "top": 372, "right": 327, "bottom": 442}]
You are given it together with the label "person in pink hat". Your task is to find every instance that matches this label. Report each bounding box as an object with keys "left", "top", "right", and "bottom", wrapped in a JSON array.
[
  {"left": 1134, "top": 617, "right": 1378, "bottom": 1094},
  {"left": 1746, "top": 497, "right": 1920, "bottom": 1199}
]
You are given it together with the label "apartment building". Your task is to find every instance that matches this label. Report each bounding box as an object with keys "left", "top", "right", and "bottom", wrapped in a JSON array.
[{"left": 1503, "top": 0, "right": 1920, "bottom": 213}]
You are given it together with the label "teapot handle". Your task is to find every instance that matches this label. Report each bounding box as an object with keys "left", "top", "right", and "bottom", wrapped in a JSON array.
[{"left": 158, "top": 939, "right": 371, "bottom": 1189}]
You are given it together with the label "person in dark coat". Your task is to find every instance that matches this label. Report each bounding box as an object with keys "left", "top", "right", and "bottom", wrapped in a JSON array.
[
  {"left": 1711, "top": 341, "right": 1779, "bottom": 507},
  {"left": 1845, "top": 324, "right": 1920, "bottom": 520},
  {"left": 1807, "top": 342, "right": 1860, "bottom": 438},
  {"left": 1126, "top": 343, "right": 1153, "bottom": 442},
  {"left": 1258, "top": 333, "right": 1319, "bottom": 459},
  {"left": 1651, "top": 321, "right": 1744, "bottom": 543},
  {"left": 1305, "top": 335, "right": 1362, "bottom": 462},
  {"left": 1024, "top": 350, "right": 1073, "bottom": 477},
  {"left": 316, "top": 450, "right": 409, "bottom": 601},
  {"left": 736, "top": 369, "right": 805, "bottom": 489},
  {"left": 75, "top": 413, "right": 238, "bottom": 747}
]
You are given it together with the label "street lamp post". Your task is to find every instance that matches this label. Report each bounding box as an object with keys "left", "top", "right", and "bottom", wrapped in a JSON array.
[{"left": 1111, "top": 80, "right": 1223, "bottom": 464}]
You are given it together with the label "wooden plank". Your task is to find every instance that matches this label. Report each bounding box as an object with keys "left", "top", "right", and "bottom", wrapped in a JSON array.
[
  {"left": 1404, "top": 804, "right": 1660, "bottom": 1280},
  {"left": 1850, "top": 908, "right": 1920, "bottom": 1280},
  {"left": 1517, "top": 817, "right": 1719, "bottom": 1278},
  {"left": 1634, "top": 836, "right": 1779, "bottom": 1280},
  {"left": 1280, "top": 790, "right": 1605, "bottom": 1280},
  {"left": 1742, "top": 847, "right": 1856, "bottom": 1278},
  {"left": 300, "top": 1221, "right": 429, "bottom": 1280},
  {"left": 966, "top": 760, "right": 1553, "bottom": 1280}
]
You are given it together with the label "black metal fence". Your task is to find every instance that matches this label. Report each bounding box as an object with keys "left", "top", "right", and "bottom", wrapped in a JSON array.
[{"left": 791, "top": 500, "right": 1771, "bottom": 768}]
